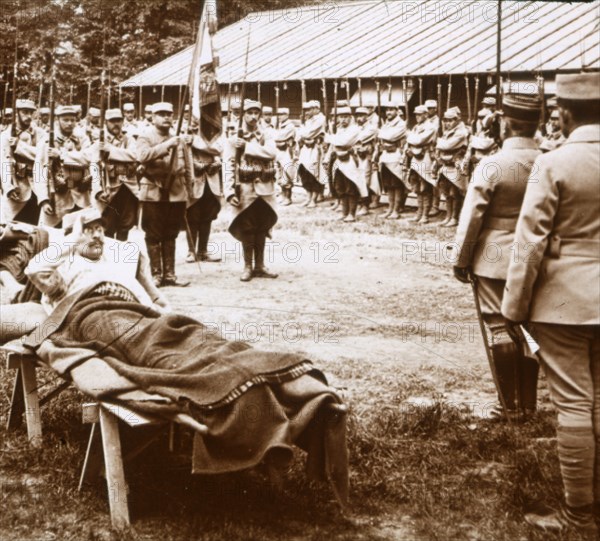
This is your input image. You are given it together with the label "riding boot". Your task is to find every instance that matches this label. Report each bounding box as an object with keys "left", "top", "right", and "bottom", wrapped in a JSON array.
[
  {"left": 283, "top": 187, "right": 292, "bottom": 206},
  {"left": 344, "top": 195, "right": 357, "bottom": 222},
  {"left": 162, "top": 239, "right": 190, "bottom": 287},
  {"left": 441, "top": 198, "right": 453, "bottom": 226},
  {"left": 253, "top": 233, "right": 278, "bottom": 278},
  {"left": 146, "top": 241, "right": 163, "bottom": 288},
  {"left": 240, "top": 240, "right": 254, "bottom": 282},
  {"left": 196, "top": 221, "right": 221, "bottom": 262},
  {"left": 450, "top": 194, "right": 463, "bottom": 226},
  {"left": 419, "top": 190, "right": 432, "bottom": 224},
  {"left": 338, "top": 196, "right": 349, "bottom": 220},
  {"left": 409, "top": 194, "right": 423, "bottom": 222}
]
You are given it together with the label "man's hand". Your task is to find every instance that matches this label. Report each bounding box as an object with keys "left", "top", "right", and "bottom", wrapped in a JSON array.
[
  {"left": 7, "top": 187, "right": 21, "bottom": 201},
  {"left": 228, "top": 194, "right": 240, "bottom": 207},
  {"left": 504, "top": 318, "right": 525, "bottom": 346},
  {"left": 453, "top": 266, "right": 471, "bottom": 284},
  {"left": 98, "top": 141, "right": 110, "bottom": 160},
  {"left": 41, "top": 201, "right": 54, "bottom": 215},
  {"left": 182, "top": 134, "right": 193, "bottom": 146},
  {"left": 48, "top": 148, "right": 61, "bottom": 160},
  {"left": 8, "top": 136, "right": 18, "bottom": 149},
  {"left": 231, "top": 137, "right": 246, "bottom": 150}
]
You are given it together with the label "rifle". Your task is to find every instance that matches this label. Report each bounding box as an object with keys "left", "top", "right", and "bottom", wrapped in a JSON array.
[
  {"left": 138, "top": 85, "right": 143, "bottom": 121},
  {"left": 344, "top": 78, "right": 350, "bottom": 103},
  {"left": 387, "top": 80, "right": 392, "bottom": 102},
  {"left": 538, "top": 74, "right": 547, "bottom": 136},
  {"left": 257, "top": 82, "right": 261, "bottom": 105},
  {"left": 465, "top": 75, "right": 472, "bottom": 126},
  {"left": 301, "top": 79, "right": 307, "bottom": 124},
  {"left": 69, "top": 84, "right": 74, "bottom": 104},
  {"left": 375, "top": 80, "right": 382, "bottom": 129},
  {"left": 418, "top": 77, "right": 423, "bottom": 105},
  {"left": 47, "top": 66, "right": 58, "bottom": 212},
  {"left": 98, "top": 68, "right": 108, "bottom": 196},
  {"left": 437, "top": 79, "right": 443, "bottom": 137},
  {"left": 472, "top": 76, "right": 479, "bottom": 133},
  {"left": 86, "top": 81, "right": 91, "bottom": 115},
  {"left": 226, "top": 82, "right": 232, "bottom": 124},
  {"left": 233, "top": 27, "right": 252, "bottom": 200},
  {"left": 274, "top": 83, "right": 280, "bottom": 129},
  {"left": 37, "top": 82, "right": 43, "bottom": 110},
  {"left": 447, "top": 74, "right": 452, "bottom": 110},
  {"left": 2, "top": 82, "right": 8, "bottom": 121},
  {"left": 332, "top": 81, "right": 338, "bottom": 135},
  {"left": 402, "top": 77, "right": 408, "bottom": 121}
]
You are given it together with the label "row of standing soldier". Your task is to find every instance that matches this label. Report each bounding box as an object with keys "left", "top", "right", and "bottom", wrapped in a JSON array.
[{"left": 0, "top": 89, "right": 566, "bottom": 284}]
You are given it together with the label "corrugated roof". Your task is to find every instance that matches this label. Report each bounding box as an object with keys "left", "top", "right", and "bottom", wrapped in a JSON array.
[{"left": 121, "top": 0, "right": 600, "bottom": 87}]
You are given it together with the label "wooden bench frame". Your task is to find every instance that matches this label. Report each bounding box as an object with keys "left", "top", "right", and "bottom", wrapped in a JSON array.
[{"left": 4, "top": 348, "right": 69, "bottom": 446}]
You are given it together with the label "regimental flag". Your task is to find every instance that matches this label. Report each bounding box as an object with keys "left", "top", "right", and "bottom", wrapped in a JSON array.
[{"left": 190, "top": 0, "right": 221, "bottom": 143}]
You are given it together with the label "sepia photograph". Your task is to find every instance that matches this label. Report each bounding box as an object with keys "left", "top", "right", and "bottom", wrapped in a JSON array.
[{"left": 0, "top": 0, "right": 599, "bottom": 539}]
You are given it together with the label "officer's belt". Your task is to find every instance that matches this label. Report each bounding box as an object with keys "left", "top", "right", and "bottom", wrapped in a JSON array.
[
  {"left": 483, "top": 216, "right": 518, "bottom": 230},
  {"left": 547, "top": 237, "right": 600, "bottom": 259}
]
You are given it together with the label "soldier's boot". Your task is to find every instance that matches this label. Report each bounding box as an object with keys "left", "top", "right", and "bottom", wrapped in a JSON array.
[
  {"left": 240, "top": 241, "right": 254, "bottom": 282},
  {"left": 356, "top": 197, "right": 369, "bottom": 216},
  {"left": 385, "top": 190, "right": 396, "bottom": 219},
  {"left": 146, "top": 241, "right": 163, "bottom": 288},
  {"left": 162, "top": 239, "right": 190, "bottom": 287},
  {"left": 409, "top": 194, "right": 423, "bottom": 222},
  {"left": 253, "top": 233, "right": 278, "bottom": 279},
  {"left": 338, "top": 196, "right": 350, "bottom": 220},
  {"left": 282, "top": 187, "right": 293, "bottom": 206},
  {"left": 489, "top": 342, "right": 520, "bottom": 421},
  {"left": 447, "top": 194, "right": 463, "bottom": 227},
  {"left": 518, "top": 356, "right": 540, "bottom": 420},
  {"left": 441, "top": 198, "right": 454, "bottom": 226},
  {"left": 343, "top": 196, "right": 357, "bottom": 222},
  {"left": 398, "top": 189, "right": 408, "bottom": 212},
  {"left": 197, "top": 221, "right": 221, "bottom": 262},
  {"left": 419, "top": 192, "right": 432, "bottom": 224}
]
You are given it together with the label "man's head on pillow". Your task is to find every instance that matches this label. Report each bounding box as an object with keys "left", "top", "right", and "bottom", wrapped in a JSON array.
[{"left": 63, "top": 209, "right": 105, "bottom": 261}]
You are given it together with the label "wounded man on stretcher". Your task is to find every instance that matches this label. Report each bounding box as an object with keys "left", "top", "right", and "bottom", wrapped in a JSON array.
[{"left": 1, "top": 208, "right": 348, "bottom": 505}]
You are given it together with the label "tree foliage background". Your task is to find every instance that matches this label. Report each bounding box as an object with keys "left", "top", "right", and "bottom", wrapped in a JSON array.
[{"left": 0, "top": 0, "right": 319, "bottom": 107}]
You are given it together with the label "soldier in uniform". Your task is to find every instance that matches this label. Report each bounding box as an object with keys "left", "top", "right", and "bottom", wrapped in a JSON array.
[
  {"left": 0, "top": 99, "right": 44, "bottom": 225},
  {"left": 276, "top": 107, "right": 293, "bottom": 130},
  {"left": 538, "top": 109, "right": 566, "bottom": 152},
  {"left": 223, "top": 99, "right": 279, "bottom": 282},
  {"left": 33, "top": 105, "right": 95, "bottom": 227},
  {"left": 37, "top": 107, "right": 51, "bottom": 132},
  {"left": 260, "top": 106, "right": 275, "bottom": 137},
  {"left": 297, "top": 113, "right": 326, "bottom": 208},
  {"left": 354, "top": 125, "right": 380, "bottom": 216},
  {"left": 185, "top": 127, "right": 223, "bottom": 263},
  {"left": 141, "top": 104, "right": 153, "bottom": 129},
  {"left": 435, "top": 106, "right": 470, "bottom": 227},
  {"left": 136, "top": 102, "right": 193, "bottom": 287},
  {"left": 94, "top": 108, "right": 139, "bottom": 241},
  {"left": 85, "top": 107, "right": 102, "bottom": 142},
  {"left": 501, "top": 73, "right": 600, "bottom": 536},
  {"left": 122, "top": 102, "right": 140, "bottom": 139},
  {"left": 382, "top": 102, "right": 405, "bottom": 129},
  {"left": 378, "top": 123, "right": 407, "bottom": 219},
  {"left": 331, "top": 107, "right": 366, "bottom": 222},
  {"left": 1, "top": 108, "right": 14, "bottom": 132},
  {"left": 406, "top": 105, "right": 437, "bottom": 224},
  {"left": 424, "top": 99, "right": 440, "bottom": 133},
  {"left": 274, "top": 124, "right": 297, "bottom": 206},
  {"left": 453, "top": 93, "right": 543, "bottom": 424}
]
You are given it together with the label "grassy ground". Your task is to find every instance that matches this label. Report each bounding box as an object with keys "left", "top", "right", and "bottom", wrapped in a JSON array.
[{"left": 0, "top": 195, "right": 590, "bottom": 540}]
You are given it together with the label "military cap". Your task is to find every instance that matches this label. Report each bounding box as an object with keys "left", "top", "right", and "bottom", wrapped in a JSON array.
[
  {"left": 184, "top": 104, "right": 191, "bottom": 111},
  {"left": 4, "top": 108, "right": 13, "bottom": 115},
  {"left": 152, "top": 102, "right": 173, "bottom": 114},
  {"left": 56, "top": 105, "right": 78, "bottom": 116},
  {"left": 354, "top": 106, "right": 369, "bottom": 115},
  {"left": 274, "top": 124, "right": 296, "bottom": 143},
  {"left": 73, "top": 105, "right": 83, "bottom": 112},
  {"left": 549, "top": 109, "right": 560, "bottom": 120},
  {"left": 546, "top": 96, "right": 558, "bottom": 108},
  {"left": 337, "top": 106, "right": 352, "bottom": 115},
  {"left": 443, "top": 106, "right": 461, "bottom": 120},
  {"left": 105, "top": 108, "right": 123, "bottom": 121},
  {"left": 88, "top": 107, "right": 101, "bottom": 117},
  {"left": 302, "top": 101, "right": 312, "bottom": 109},
  {"left": 482, "top": 96, "right": 496, "bottom": 106},
  {"left": 123, "top": 102, "right": 135, "bottom": 111},
  {"left": 477, "top": 107, "right": 492, "bottom": 118},
  {"left": 424, "top": 99, "right": 437, "bottom": 109},
  {"left": 16, "top": 99, "right": 36, "bottom": 110},
  {"left": 384, "top": 101, "right": 400, "bottom": 109},
  {"left": 39, "top": 107, "right": 51, "bottom": 115},
  {"left": 556, "top": 72, "right": 600, "bottom": 101},
  {"left": 63, "top": 207, "right": 103, "bottom": 234},
  {"left": 335, "top": 100, "right": 349, "bottom": 108},
  {"left": 379, "top": 124, "right": 406, "bottom": 143},
  {"left": 277, "top": 107, "right": 289, "bottom": 115},
  {"left": 414, "top": 105, "right": 428, "bottom": 115},
  {"left": 243, "top": 99, "right": 261, "bottom": 112},
  {"left": 144, "top": 104, "right": 153, "bottom": 113},
  {"left": 309, "top": 100, "right": 321, "bottom": 109},
  {"left": 502, "top": 93, "right": 542, "bottom": 122},
  {"left": 470, "top": 135, "right": 496, "bottom": 151},
  {"left": 262, "top": 106, "right": 273, "bottom": 114}
]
